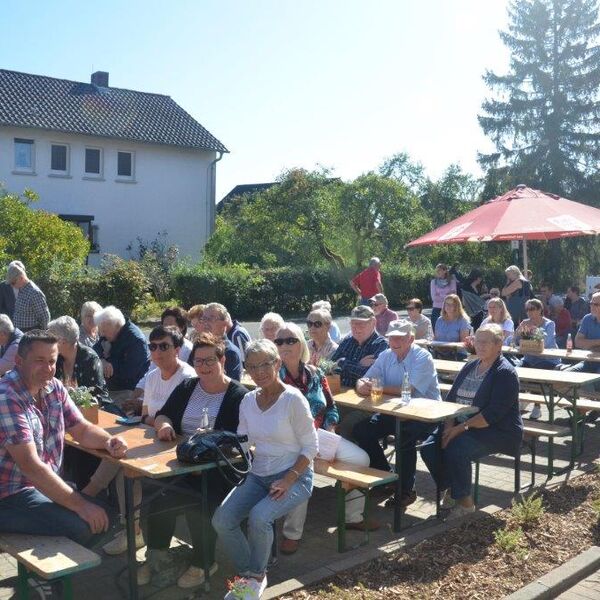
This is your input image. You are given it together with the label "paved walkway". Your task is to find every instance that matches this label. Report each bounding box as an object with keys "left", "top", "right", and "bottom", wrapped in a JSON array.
[
  {"left": 557, "top": 567, "right": 600, "bottom": 600},
  {"left": 0, "top": 402, "right": 598, "bottom": 599}
]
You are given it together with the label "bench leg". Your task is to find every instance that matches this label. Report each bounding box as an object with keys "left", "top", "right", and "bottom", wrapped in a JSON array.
[
  {"left": 362, "top": 489, "right": 371, "bottom": 548},
  {"left": 473, "top": 460, "right": 480, "bottom": 506},
  {"left": 514, "top": 454, "right": 521, "bottom": 496},
  {"left": 16, "top": 563, "right": 28, "bottom": 600},
  {"left": 63, "top": 575, "right": 73, "bottom": 600},
  {"left": 531, "top": 439, "right": 536, "bottom": 487},
  {"left": 336, "top": 481, "right": 346, "bottom": 553}
]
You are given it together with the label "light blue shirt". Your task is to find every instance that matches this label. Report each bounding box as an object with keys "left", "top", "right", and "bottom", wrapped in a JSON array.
[
  {"left": 579, "top": 313, "right": 600, "bottom": 340},
  {"left": 513, "top": 317, "right": 560, "bottom": 367},
  {"left": 365, "top": 345, "right": 441, "bottom": 400},
  {"left": 434, "top": 316, "right": 471, "bottom": 342}
]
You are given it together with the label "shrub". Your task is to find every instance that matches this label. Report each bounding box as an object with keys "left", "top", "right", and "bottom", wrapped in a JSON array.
[
  {"left": 493, "top": 526, "right": 526, "bottom": 557},
  {"left": 510, "top": 493, "right": 545, "bottom": 529}
]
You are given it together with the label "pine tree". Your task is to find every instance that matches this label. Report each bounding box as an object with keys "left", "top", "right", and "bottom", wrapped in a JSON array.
[{"left": 479, "top": 0, "right": 600, "bottom": 198}]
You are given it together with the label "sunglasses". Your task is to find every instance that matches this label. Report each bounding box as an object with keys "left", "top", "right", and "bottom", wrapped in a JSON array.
[
  {"left": 274, "top": 337, "right": 300, "bottom": 346},
  {"left": 148, "top": 342, "right": 174, "bottom": 352},
  {"left": 306, "top": 320, "right": 324, "bottom": 328},
  {"left": 406, "top": 306, "right": 417, "bottom": 310},
  {"left": 193, "top": 356, "right": 218, "bottom": 366}
]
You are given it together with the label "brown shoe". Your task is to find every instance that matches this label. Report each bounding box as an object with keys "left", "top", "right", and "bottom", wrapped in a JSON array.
[
  {"left": 280, "top": 537, "right": 299, "bottom": 555},
  {"left": 345, "top": 518, "right": 381, "bottom": 532}
]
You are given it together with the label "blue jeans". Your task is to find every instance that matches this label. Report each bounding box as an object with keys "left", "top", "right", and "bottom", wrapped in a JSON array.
[
  {"left": 352, "top": 415, "right": 435, "bottom": 493},
  {"left": 0, "top": 487, "right": 115, "bottom": 547},
  {"left": 431, "top": 307, "right": 441, "bottom": 331},
  {"left": 565, "top": 360, "right": 600, "bottom": 391},
  {"left": 212, "top": 469, "right": 313, "bottom": 577},
  {"left": 421, "top": 426, "right": 520, "bottom": 500}
]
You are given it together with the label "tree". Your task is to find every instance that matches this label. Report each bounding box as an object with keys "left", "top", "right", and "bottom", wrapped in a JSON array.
[
  {"left": 479, "top": 0, "right": 600, "bottom": 197},
  {"left": 0, "top": 188, "right": 90, "bottom": 279}
]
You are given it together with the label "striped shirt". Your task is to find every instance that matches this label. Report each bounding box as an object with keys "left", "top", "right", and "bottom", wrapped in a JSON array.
[
  {"left": 453, "top": 360, "right": 487, "bottom": 422},
  {"left": 13, "top": 281, "right": 50, "bottom": 331},
  {"left": 331, "top": 331, "right": 388, "bottom": 387},
  {"left": 180, "top": 382, "right": 226, "bottom": 436}
]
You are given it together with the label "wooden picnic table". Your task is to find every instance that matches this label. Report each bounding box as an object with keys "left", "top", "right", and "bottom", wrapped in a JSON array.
[
  {"left": 333, "top": 388, "right": 478, "bottom": 531},
  {"left": 66, "top": 411, "right": 218, "bottom": 600}
]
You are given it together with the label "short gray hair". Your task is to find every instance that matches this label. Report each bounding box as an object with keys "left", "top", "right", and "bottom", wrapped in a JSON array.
[
  {"left": 6, "top": 261, "right": 25, "bottom": 284},
  {"left": 277, "top": 322, "right": 310, "bottom": 364},
  {"left": 47, "top": 315, "right": 80, "bottom": 344},
  {"left": 476, "top": 323, "right": 504, "bottom": 345},
  {"left": 94, "top": 305, "right": 126, "bottom": 329},
  {"left": 0, "top": 314, "right": 15, "bottom": 336},
  {"left": 369, "top": 257, "right": 381, "bottom": 267},
  {"left": 308, "top": 307, "right": 332, "bottom": 325},
  {"left": 204, "top": 302, "right": 231, "bottom": 323},
  {"left": 312, "top": 300, "right": 332, "bottom": 312},
  {"left": 260, "top": 312, "right": 285, "bottom": 330},
  {"left": 81, "top": 301, "right": 103, "bottom": 321},
  {"left": 245, "top": 339, "right": 279, "bottom": 363}
]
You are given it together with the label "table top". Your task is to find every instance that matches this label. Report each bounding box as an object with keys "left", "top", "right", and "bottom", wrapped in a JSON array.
[
  {"left": 433, "top": 358, "right": 600, "bottom": 386},
  {"left": 334, "top": 388, "right": 478, "bottom": 422},
  {"left": 66, "top": 412, "right": 214, "bottom": 479}
]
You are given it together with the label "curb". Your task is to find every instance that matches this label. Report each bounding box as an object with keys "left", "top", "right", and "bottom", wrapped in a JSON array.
[{"left": 504, "top": 546, "right": 600, "bottom": 600}]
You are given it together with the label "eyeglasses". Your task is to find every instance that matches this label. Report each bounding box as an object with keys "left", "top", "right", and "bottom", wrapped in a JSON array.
[
  {"left": 246, "top": 360, "right": 276, "bottom": 372},
  {"left": 406, "top": 306, "right": 417, "bottom": 311},
  {"left": 193, "top": 356, "right": 219, "bottom": 366},
  {"left": 525, "top": 306, "right": 539, "bottom": 312},
  {"left": 274, "top": 337, "right": 300, "bottom": 346},
  {"left": 306, "top": 320, "right": 323, "bottom": 328},
  {"left": 148, "top": 342, "right": 174, "bottom": 352},
  {"left": 200, "top": 316, "right": 224, "bottom": 323}
]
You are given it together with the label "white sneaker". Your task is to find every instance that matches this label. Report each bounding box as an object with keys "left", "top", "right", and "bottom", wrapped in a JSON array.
[
  {"left": 103, "top": 529, "right": 145, "bottom": 555},
  {"left": 177, "top": 562, "right": 218, "bottom": 588},
  {"left": 446, "top": 504, "right": 476, "bottom": 520},
  {"left": 529, "top": 405, "right": 542, "bottom": 420}
]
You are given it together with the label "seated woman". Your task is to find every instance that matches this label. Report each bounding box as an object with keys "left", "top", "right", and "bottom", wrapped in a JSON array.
[
  {"left": 275, "top": 322, "right": 371, "bottom": 555},
  {"left": 259, "top": 312, "right": 285, "bottom": 341},
  {"left": 306, "top": 307, "right": 338, "bottom": 366},
  {"left": 79, "top": 301, "right": 102, "bottom": 348},
  {"left": 433, "top": 294, "right": 471, "bottom": 360},
  {"left": 405, "top": 298, "right": 433, "bottom": 341},
  {"left": 186, "top": 304, "right": 206, "bottom": 342},
  {"left": 161, "top": 306, "right": 194, "bottom": 362},
  {"left": 212, "top": 340, "right": 318, "bottom": 600},
  {"left": 312, "top": 300, "right": 342, "bottom": 342},
  {"left": 138, "top": 333, "right": 248, "bottom": 589},
  {"left": 421, "top": 324, "right": 522, "bottom": 518},
  {"left": 479, "top": 297, "right": 514, "bottom": 340}
]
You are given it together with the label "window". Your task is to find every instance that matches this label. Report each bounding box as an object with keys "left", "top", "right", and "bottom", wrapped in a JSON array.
[
  {"left": 14, "top": 138, "right": 34, "bottom": 172},
  {"left": 85, "top": 148, "right": 102, "bottom": 176},
  {"left": 50, "top": 144, "right": 69, "bottom": 174},
  {"left": 117, "top": 151, "right": 133, "bottom": 178}
]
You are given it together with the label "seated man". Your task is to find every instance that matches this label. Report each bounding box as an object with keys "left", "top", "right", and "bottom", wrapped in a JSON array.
[
  {"left": 0, "top": 331, "right": 126, "bottom": 548},
  {"left": 566, "top": 291, "right": 600, "bottom": 421},
  {"left": 331, "top": 305, "right": 388, "bottom": 387},
  {"left": 197, "top": 303, "right": 242, "bottom": 381},
  {"left": 0, "top": 314, "right": 23, "bottom": 376},
  {"left": 370, "top": 293, "right": 398, "bottom": 335},
  {"left": 565, "top": 286, "right": 589, "bottom": 338},
  {"left": 93, "top": 306, "right": 151, "bottom": 401},
  {"left": 353, "top": 320, "right": 441, "bottom": 507},
  {"left": 226, "top": 314, "right": 251, "bottom": 361}
]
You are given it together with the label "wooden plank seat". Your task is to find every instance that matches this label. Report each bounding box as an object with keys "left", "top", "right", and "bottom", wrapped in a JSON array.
[
  {"left": 0, "top": 533, "right": 101, "bottom": 600},
  {"left": 313, "top": 458, "right": 397, "bottom": 552}
]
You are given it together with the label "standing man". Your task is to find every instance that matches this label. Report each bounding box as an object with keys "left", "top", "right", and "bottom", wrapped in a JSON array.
[
  {"left": 350, "top": 257, "right": 383, "bottom": 305},
  {"left": 0, "top": 331, "right": 126, "bottom": 550},
  {"left": 352, "top": 320, "right": 441, "bottom": 507},
  {"left": 370, "top": 293, "right": 398, "bottom": 335},
  {"left": 7, "top": 261, "right": 50, "bottom": 332}
]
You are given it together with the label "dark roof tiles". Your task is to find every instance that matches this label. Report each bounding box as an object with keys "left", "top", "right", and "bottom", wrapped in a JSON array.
[{"left": 0, "top": 69, "right": 227, "bottom": 152}]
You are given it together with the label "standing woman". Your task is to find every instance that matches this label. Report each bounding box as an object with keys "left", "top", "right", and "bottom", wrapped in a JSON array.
[
  {"left": 213, "top": 340, "right": 318, "bottom": 599},
  {"left": 430, "top": 263, "right": 457, "bottom": 330},
  {"left": 502, "top": 265, "right": 533, "bottom": 325}
]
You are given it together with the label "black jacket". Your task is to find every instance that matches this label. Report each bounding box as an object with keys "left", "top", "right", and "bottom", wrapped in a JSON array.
[
  {"left": 157, "top": 378, "right": 248, "bottom": 434},
  {"left": 0, "top": 283, "right": 15, "bottom": 319},
  {"left": 56, "top": 343, "right": 109, "bottom": 401}
]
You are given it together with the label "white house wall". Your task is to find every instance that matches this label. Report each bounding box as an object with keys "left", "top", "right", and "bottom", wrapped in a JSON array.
[{"left": 0, "top": 126, "right": 216, "bottom": 265}]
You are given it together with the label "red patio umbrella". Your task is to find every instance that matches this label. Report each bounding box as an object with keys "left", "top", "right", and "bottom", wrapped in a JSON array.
[{"left": 406, "top": 184, "right": 600, "bottom": 272}]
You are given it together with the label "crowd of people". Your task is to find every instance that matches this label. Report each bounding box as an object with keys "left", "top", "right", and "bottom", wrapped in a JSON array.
[{"left": 0, "top": 256, "right": 597, "bottom": 599}]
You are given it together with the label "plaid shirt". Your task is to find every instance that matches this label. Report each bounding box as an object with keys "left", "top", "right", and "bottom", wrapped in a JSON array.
[
  {"left": 331, "top": 331, "right": 388, "bottom": 387},
  {"left": 13, "top": 281, "right": 50, "bottom": 330},
  {"left": 0, "top": 370, "right": 83, "bottom": 499}
]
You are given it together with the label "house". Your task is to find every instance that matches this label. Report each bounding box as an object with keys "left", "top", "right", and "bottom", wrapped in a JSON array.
[
  {"left": 0, "top": 68, "right": 227, "bottom": 265},
  {"left": 217, "top": 182, "right": 278, "bottom": 214}
]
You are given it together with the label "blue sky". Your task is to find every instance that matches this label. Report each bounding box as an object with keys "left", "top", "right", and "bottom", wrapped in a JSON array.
[{"left": 3, "top": 0, "right": 510, "bottom": 199}]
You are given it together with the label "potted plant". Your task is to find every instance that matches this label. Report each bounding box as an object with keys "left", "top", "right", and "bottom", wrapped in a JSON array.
[
  {"left": 318, "top": 359, "right": 341, "bottom": 394},
  {"left": 518, "top": 324, "right": 545, "bottom": 354},
  {"left": 68, "top": 386, "right": 100, "bottom": 424}
]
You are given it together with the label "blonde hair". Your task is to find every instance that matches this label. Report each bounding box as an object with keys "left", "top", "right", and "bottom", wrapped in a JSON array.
[
  {"left": 486, "top": 297, "right": 509, "bottom": 323},
  {"left": 276, "top": 322, "right": 310, "bottom": 364},
  {"left": 441, "top": 294, "right": 470, "bottom": 323},
  {"left": 505, "top": 265, "right": 523, "bottom": 280}
]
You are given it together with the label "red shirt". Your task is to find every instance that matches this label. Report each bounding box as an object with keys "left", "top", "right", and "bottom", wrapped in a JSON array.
[
  {"left": 553, "top": 308, "right": 571, "bottom": 337},
  {"left": 352, "top": 267, "right": 381, "bottom": 298}
]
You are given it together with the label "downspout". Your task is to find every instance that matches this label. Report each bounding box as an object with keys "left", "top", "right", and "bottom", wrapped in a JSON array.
[{"left": 206, "top": 151, "right": 224, "bottom": 242}]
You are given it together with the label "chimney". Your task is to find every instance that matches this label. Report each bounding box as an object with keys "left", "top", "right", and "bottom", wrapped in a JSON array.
[{"left": 91, "top": 71, "right": 109, "bottom": 87}]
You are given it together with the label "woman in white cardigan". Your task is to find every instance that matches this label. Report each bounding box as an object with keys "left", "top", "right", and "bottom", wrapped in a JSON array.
[{"left": 213, "top": 339, "right": 318, "bottom": 600}]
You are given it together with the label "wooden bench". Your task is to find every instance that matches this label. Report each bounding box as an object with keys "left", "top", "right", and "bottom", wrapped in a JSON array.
[
  {"left": 0, "top": 533, "right": 101, "bottom": 600},
  {"left": 313, "top": 458, "right": 398, "bottom": 552}
]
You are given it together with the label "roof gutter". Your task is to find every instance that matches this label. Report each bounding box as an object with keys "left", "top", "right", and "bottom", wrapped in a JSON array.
[{"left": 205, "top": 151, "right": 224, "bottom": 244}]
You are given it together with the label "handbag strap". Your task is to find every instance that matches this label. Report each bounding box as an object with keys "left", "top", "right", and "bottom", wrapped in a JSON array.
[{"left": 210, "top": 436, "right": 252, "bottom": 487}]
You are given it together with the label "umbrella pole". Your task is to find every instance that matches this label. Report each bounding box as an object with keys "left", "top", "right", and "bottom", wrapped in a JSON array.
[{"left": 522, "top": 239, "right": 528, "bottom": 276}]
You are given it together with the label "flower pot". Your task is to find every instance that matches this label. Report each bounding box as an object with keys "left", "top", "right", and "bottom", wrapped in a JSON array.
[
  {"left": 325, "top": 374, "right": 341, "bottom": 394},
  {"left": 519, "top": 339, "right": 544, "bottom": 354},
  {"left": 79, "top": 405, "right": 99, "bottom": 424}
]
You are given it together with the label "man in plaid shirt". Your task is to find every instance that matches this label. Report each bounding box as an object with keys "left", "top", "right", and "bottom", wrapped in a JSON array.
[
  {"left": 7, "top": 261, "right": 50, "bottom": 332},
  {"left": 0, "top": 330, "right": 127, "bottom": 546}
]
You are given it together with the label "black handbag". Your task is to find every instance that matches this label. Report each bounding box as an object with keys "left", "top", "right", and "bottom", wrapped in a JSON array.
[{"left": 176, "top": 430, "right": 251, "bottom": 486}]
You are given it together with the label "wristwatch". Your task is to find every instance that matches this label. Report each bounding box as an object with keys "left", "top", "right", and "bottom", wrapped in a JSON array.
[{"left": 463, "top": 423, "right": 470, "bottom": 431}]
